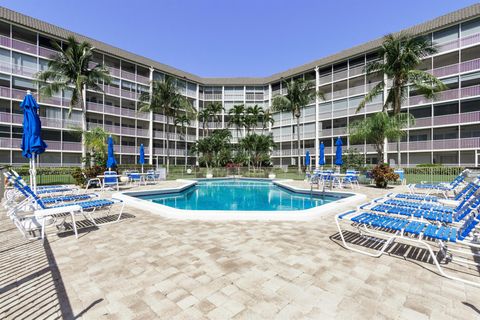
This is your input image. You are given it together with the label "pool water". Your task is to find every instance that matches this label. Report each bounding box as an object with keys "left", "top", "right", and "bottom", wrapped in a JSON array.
[{"left": 137, "top": 179, "right": 344, "bottom": 211}]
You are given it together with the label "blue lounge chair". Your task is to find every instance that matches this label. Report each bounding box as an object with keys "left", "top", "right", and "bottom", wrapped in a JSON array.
[
  {"left": 103, "top": 171, "right": 120, "bottom": 191},
  {"left": 335, "top": 207, "right": 480, "bottom": 287},
  {"left": 408, "top": 169, "right": 470, "bottom": 198},
  {"left": 395, "top": 176, "right": 479, "bottom": 203},
  {"left": 5, "top": 173, "right": 124, "bottom": 240}
]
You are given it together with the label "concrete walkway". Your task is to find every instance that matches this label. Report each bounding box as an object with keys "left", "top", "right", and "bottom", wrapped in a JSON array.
[{"left": 1, "top": 180, "right": 479, "bottom": 319}]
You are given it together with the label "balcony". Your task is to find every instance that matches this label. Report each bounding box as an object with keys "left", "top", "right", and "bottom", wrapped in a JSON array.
[
  {"left": 153, "top": 131, "right": 164, "bottom": 139},
  {"left": 432, "top": 139, "right": 459, "bottom": 150},
  {"left": 121, "top": 70, "right": 136, "bottom": 82},
  {"left": 349, "top": 65, "right": 365, "bottom": 77},
  {"left": 410, "top": 117, "right": 431, "bottom": 128},
  {"left": 104, "top": 124, "right": 121, "bottom": 134},
  {"left": 62, "top": 142, "right": 82, "bottom": 151},
  {"left": 436, "top": 32, "right": 480, "bottom": 53},
  {"left": 137, "top": 128, "right": 149, "bottom": 137},
  {"left": 121, "top": 108, "right": 136, "bottom": 118},
  {"left": 12, "top": 64, "right": 37, "bottom": 78},
  {"left": 318, "top": 74, "right": 332, "bottom": 85},
  {"left": 86, "top": 101, "right": 103, "bottom": 113},
  {"left": 348, "top": 85, "right": 364, "bottom": 96},
  {"left": 332, "top": 88, "right": 347, "bottom": 99},
  {"left": 38, "top": 95, "right": 62, "bottom": 106},
  {"left": 460, "top": 111, "right": 480, "bottom": 123},
  {"left": 121, "top": 127, "right": 136, "bottom": 135},
  {"left": 104, "top": 86, "right": 120, "bottom": 96},
  {"left": 433, "top": 114, "right": 459, "bottom": 126},
  {"left": 121, "top": 145, "right": 136, "bottom": 153},
  {"left": 107, "top": 66, "right": 120, "bottom": 78},
  {"left": 121, "top": 89, "right": 136, "bottom": 100},
  {"left": 154, "top": 114, "right": 166, "bottom": 122},
  {"left": 0, "top": 35, "right": 12, "bottom": 48},
  {"left": 332, "top": 69, "right": 348, "bottom": 81},
  {"left": 319, "top": 128, "right": 332, "bottom": 137},
  {"left": 0, "top": 112, "right": 11, "bottom": 123},
  {"left": 12, "top": 38, "right": 37, "bottom": 55},
  {"left": 104, "top": 105, "right": 121, "bottom": 115},
  {"left": 137, "top": 74, "right": 149, "bottom": 85},
  {"left": 63, "top": 118, "right": 81, "bottom": 129},
  {"left": 44, "top": 140, "right": 62, "bottom": 150},
  {"left": 38, "top": 46, "right": 57, "bottom": 59},
  {"left": 137, "top": 111, "right": 149, "bottom": 120},
  {"left": 461, "top": 85, "right": 480, "bottom": 98},
  {"left": 332, "top": 127, "right": 347, "bottom": 136},
  {"left": 408, "top": 141, "right": 432, "bottom": 151},
  {"left": 41, "top": 117, "right": 62, "bottom": 128},
  {"left": 461, "top": 137, "right": 480, "bottom": 148}
]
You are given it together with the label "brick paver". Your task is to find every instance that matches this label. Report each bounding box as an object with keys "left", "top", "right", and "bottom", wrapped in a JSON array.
[{"left": 1, "top": 180, "right": 479, "bottom": 319}]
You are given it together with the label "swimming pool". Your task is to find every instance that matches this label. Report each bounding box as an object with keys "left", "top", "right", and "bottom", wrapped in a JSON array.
[
  {"left": 116, "top": 178, "right": 365, "bottom": 221},
  {"left": 135, "top": 179, "right": 346, "bottom": 211}
]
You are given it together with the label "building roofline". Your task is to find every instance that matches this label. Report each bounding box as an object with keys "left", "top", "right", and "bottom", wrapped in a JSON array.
[{"left": 1, "top": 4, "right": 480, "bottom": 86}]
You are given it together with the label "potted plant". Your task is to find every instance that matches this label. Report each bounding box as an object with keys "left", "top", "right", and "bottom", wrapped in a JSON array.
[{"left": 371, "top": 164, "right": 399, "bottom": 188}]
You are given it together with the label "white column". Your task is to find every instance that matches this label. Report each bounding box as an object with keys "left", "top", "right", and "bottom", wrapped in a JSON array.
[
  {"left": 148, "top": 67, "right": 154, "bottom": 165},
  {"left": 195, "top": 84, "right": 200, "bottom": 166},
  {"left": 383, "top": 56, "right": 388, "bottom": 164},
  {"left": 314, "top": 66, "right": 320, "bottom": 169}
]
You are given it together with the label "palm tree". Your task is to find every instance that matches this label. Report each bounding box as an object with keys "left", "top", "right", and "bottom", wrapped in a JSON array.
[
  {"left": 84, "top": 127, "right": 110, "bottom": 166},
  {"left": 228, "top": 104, "right": 245, "bottom": 140},
  {"left": 245, "top": 105, "right": 264, "bottom": 133},
  {"left": 261, "top": 108, "right": 275, "bottom": 134},
  {"left": 139, "top": 78, "right": 192, "bottom": 173},
  {"left": 357, "top": 33, "right": 446, "bottom": 166},
  {"left": 207, "top": 101, "right": 224, "bottom": 128},
  {"left": 174, "top": 114, "right": 191, "bottom": 172},
  {"left": 36, "top": 36, "right": 111, "bottom": 167},
  {"left": 272, "top": 78, "right": 323, "bottom": 173},
  {"left": 240, "top": 133, "right": 274, "bottom": 171},
  {"left": 198, "top": 108, "right": 211, "bottom": 137},
  {"left": 349, "top": 112, "right": 412, "bottom": 163}
]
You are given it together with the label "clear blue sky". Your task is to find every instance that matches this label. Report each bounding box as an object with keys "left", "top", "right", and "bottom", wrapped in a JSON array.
[{"left": 2, "top": 0, "right": 478, "bottom": 77}]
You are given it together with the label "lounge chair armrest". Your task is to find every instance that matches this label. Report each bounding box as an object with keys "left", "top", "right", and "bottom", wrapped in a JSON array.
[
  {"left": 336, "top": 210, "right": 357, "bottom": 220},
  {"left": 34, "top": 205, "right": 83, "bottom": 218},
  {"left": 111, "top": 198, "right": 123, "bottom": 204},
  {"left": 358, "top": 202, "right": 372, "bottom": 210}
]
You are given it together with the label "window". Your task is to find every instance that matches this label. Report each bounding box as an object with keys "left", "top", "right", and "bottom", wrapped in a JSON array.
[{"left": 461, "top": 18, "right": 480, "bottom": 37}]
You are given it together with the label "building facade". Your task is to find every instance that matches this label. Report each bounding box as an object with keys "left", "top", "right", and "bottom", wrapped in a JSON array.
[{"left": 0, "top": 5, "right": 480, "bottom": 168}]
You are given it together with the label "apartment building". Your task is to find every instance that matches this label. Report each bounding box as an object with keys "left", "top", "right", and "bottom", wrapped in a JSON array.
[{"left": 0, "top": 4, "right": 479, "bottom": 167}]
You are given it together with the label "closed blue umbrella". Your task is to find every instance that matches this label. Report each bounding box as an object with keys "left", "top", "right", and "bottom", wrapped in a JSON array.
[
  {"left": 139, "top": 144, "right": 145, "bottom": 172},
  {"left": 319, "top": 142, "right": 325, "bottom": 166},
  {"left": 335, "top": 137, "right": 343, "bottom": 166},
  {"left": 21, "top": 91, "right": 47, "bottom": 192},
  {"left": 305, "top": 150, "right": 310, "bottom": 168},
  {"left": 106, "top": 136, "right": 117, "bottom": 170}
]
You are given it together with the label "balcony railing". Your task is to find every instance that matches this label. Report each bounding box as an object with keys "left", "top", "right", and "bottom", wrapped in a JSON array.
[
  {"left": 332, "top": 69, "right": 348, "bottom": 81},
  {"left": 121, "top": 108, "right": 136, "bottom": 118},
  {"left": 137, "top": 128, "right": 148, "bottom": 137},
  {"left": 38, "top": 46, "right": 57, "bottom": 59},
  {"left": 107, "top": 66, "right": 121, "bottom": 77},
  {"left": 137, "top": 74, "right": 149, "bottom": 85},
  {"left": 62, "top": 142, "right": 82, "bottom": 151},
  {"left": 460, "top": 137, "right": 480, "bottom": 148},
  {"left": 121, "top": 127, "right": 136, "bottom": 135},
  {"left": 104, "top": 105, "right": 121, "bottom": 115},
  {"left": 433, "top": 113, "right": 459, "bottom": 126},
  {"left": 121, "top": 145, "right": 136, "bottom": 153},
  {"left": 410, "top": 117, "right": 431, "bottom": 128},
  {"left": 104, "top": 86, "right": 120, "bottom": 96},
  {"left": 86, "top": 101, "right": 103, "bottom": 112},
  {"left": 11, "top": 38, "right": 37, "bottom": 55},
  {"left": 348, "top": 85, "right": 364, "bottom": 96},
  {"left": 12, "top": 64, "right": 37, "bottom": 77},
  {"left": 349, "top": 65, "right": 365, "bottom": 77},
  {"left": 121, "top": 89, "right": 136, "bottom": 100},
  {"left": 38, "top": 95, "right": 62, "bottom": 106},
  {"left": 460, "top": 111, "right": 480, "bottom": 123},
  {"left": 104, "top": 124, "right": 121, "bottom": 134},
  {"left": 121, "top": 70, "right": 136, "bottom": 81}
]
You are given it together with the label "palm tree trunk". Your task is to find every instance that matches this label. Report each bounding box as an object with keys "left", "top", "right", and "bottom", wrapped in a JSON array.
[
  {"left": 184, "top": 132, "right": 187, "bottom": 172},
  {"left": 81, "top": 87, "right": 87, "bottom": 169},
  {"left": 166, "top": 116, "right": 170, "bottom": 174},
  {"left": 296, "top": 115, "right": 301, "bottom": 173}
]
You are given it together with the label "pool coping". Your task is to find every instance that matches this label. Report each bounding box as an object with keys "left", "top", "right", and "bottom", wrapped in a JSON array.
[{"left": 113, "top": 178, "right": 367, "bottom": 221}]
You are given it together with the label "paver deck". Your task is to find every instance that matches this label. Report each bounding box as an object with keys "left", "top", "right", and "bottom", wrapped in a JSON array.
[{"left": 1, "top": 180, "right": 479, "bottom": 319}]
